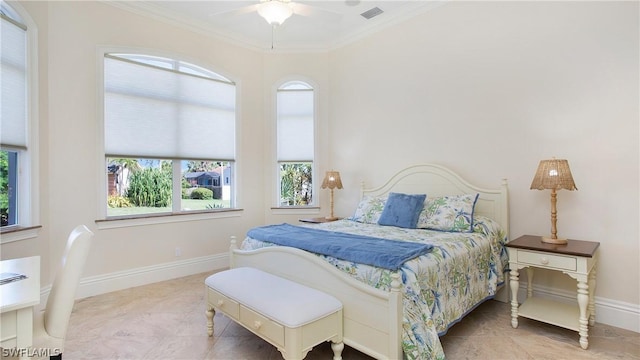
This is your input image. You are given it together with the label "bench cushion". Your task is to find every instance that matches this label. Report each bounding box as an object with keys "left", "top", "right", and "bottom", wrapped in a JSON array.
[{"left": 205, "top": 267, "right": 342, "bottom": 328}]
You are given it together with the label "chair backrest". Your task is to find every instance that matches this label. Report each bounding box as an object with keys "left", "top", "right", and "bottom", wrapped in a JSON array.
[{"left": 44, "top": 225, "right": 94, "bottom": 340}]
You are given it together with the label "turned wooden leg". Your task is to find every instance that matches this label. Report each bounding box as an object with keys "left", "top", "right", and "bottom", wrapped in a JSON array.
[
  {"left": 588, "top": 266, "right": 597, "bottom": 326},
  {"left": 526, "top": 267, "right": 534, "bottom": 298},
  {"left": 577, "top": 280, "right": 590, "bottom": 349},
  {"left": 510, "top": 267, "right": 520, "bottom": 328},
  {"left": 331, "top": 341, "right": 344, "bottom": 360},
  {"left": 206, "top": 305, "right": 215, "bottom": 336}
]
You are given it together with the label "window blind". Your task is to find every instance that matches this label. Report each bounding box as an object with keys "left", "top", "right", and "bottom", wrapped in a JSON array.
[
  {"left": 277, "top": 89, "right": 314, "bottom": 162},
  {"left": 104, "top": 55, "right": 236, "bottom": 160},
  {"left": 1, "top": 14, "right": 27, "bottom": 149}
]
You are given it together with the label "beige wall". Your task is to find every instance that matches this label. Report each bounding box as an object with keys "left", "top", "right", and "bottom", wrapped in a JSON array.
[
  {"left": 261, "top": 51, "right": 331, "bottom": 224},
  {"left": 2, "top": 1, "right": 270, "bottom": 283},
  {"left": 329, "top": 1, "right": 639, "bottom": 306},
  {"left": 1, "top": 0, "right": 637, "bottom": 327}
]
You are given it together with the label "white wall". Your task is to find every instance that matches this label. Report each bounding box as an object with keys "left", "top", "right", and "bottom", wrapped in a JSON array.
[
  {"left": 329, "top": 1, "right": 639, "bottom": 309},
  {"left": 1, "top": 0, "right": 637, "bottom": 331},
  {"left": 262, "top": 52, "right": 331, "bottom": 224}
]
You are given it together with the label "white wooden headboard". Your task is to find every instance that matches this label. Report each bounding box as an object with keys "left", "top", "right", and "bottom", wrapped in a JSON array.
[{"left": 360, "top": 164, "right": 510, "bottom": 238}]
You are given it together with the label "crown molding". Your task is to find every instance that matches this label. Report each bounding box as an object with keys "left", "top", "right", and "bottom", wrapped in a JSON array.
[{"left": 101, "top": 0, "right": 447, "bottom": 53}]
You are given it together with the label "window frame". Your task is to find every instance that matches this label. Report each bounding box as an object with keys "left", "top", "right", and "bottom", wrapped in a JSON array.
[
  {"left": 273, "top": 80, "right": 318, "bottom": 210},
  {"left": 0, "top": 1, "right": 40, "bottom": 243},
  {"left": 97, "top": 49, "right": 240, "bottom": 225}
]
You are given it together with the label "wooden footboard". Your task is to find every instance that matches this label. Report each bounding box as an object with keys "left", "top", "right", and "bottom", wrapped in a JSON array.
[{"left": 230, "top": 236, "right": 403, "bottom": 360}]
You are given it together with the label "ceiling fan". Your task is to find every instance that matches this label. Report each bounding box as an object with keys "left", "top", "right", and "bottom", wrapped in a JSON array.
[{"left": 210, "top": 0, "right": 342, "bottom": 27}]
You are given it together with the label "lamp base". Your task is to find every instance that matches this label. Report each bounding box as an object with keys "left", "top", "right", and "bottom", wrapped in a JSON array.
[
  {"left": 541, "top": 236, "right": 568, "bottom": 245},
  {"left": 325, "top": 216, "right": 339, "bottom": 221}
]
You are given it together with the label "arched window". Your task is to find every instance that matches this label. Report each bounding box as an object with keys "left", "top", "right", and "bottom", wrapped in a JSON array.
[
  {"left": 103, "top": 53, "right": 236, "bottom": 217},
  {"left": 276, "top": 81, "right": 314, "bottom": 206}
]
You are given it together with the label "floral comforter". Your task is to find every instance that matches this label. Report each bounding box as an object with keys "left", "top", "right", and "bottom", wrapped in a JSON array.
[{"left": 241, "top": 216, "right": 508, "bottom": 360}]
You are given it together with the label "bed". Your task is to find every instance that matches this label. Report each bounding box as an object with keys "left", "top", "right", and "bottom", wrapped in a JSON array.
[{"left": 230, "top": 164, "right": 509, "bottom": 360}]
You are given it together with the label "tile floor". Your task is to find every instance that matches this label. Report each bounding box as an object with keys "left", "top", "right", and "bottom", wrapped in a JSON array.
[{"left": 56, "top": 272, "right": 639, "bottom": 359}]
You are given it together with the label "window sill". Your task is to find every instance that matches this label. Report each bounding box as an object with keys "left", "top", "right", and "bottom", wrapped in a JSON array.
[
  {"left": 0, "top": 225, "right": 43, "bottom": 244},
  {"left": 96, "top": 209, "right": 243, "bottom": 229}
]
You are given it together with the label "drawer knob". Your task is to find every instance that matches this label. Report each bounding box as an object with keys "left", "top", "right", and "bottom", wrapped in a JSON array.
[
  {"left": 253, "top": 320, "right": 262, "bottom": 330},
  {"left": 217, "top": 299, "right": 224, "bottom": 307},
  {"left": 540, "top": 257, "right": 549, "bottom": 265}
]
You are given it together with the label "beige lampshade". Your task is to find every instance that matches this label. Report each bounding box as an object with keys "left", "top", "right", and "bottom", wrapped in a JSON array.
[
  {"left": 321, "top": 171, "right": 343, "bottom": 190},
  {"left": 530, "top": 159, "right": 577, "bottom": 191}
]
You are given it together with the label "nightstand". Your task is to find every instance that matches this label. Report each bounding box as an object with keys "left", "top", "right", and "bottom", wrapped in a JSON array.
[
  {"left": 506, "top": 235, "right": 599, "bottom": 349},
  {"left": 298, "top": 217, "right": 341, "bottom": 224}
]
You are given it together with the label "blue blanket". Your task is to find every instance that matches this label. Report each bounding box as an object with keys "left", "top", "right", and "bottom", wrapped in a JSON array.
[{"left": 246, "top": 223, "right": 433, "bottom": 271}]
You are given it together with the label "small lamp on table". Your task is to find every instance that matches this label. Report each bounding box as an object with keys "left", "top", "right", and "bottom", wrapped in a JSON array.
[
  {"left": 530, "top": 158, "right": 577, "bottom": 244},
  {"left": 321, "top": 171, "right": 343, "bottom": 221}
]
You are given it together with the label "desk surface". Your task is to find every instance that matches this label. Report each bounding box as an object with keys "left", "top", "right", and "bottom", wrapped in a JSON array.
[{"left": 0, "top": 256, "right": 41, "bottom": 313}]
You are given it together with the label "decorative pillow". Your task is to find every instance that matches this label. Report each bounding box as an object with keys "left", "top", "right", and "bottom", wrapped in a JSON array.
[
  {"left": 349, "top": 195, "right": 387, "bottom": 224},
  {"left": 377, "top": 192, "right": 427, "bottom": 229},
  {"left": 417, "top": 193, "right": 479, "bottom": 232}
]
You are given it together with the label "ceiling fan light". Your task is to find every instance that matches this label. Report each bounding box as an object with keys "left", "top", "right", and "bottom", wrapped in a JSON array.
[{"left": 257, "top": 0, "right": 293, "bottom": 26}]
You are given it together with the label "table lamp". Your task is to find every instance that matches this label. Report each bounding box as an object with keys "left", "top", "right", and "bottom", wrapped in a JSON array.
[
  {"left": 530, "top": 158, "right": 577, "bottom": 244},
  {"left": 321, "top": 171, "right": 343, "bottom": 220}
]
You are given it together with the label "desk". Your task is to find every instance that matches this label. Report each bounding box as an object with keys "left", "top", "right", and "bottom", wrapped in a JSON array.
[{"left": 1, "top": 256, "right": 40, "bottom": 349}]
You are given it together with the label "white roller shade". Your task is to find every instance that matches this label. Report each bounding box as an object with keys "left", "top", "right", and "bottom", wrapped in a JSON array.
[
  {"left": 277, "top": 89, "right": 314, "bottom": 161},
  {"left": 1, "top": 15, "right": 27, "bottom": 149},
  {"left": 104, "top": 55, "right": 236, "bottom": 160}
]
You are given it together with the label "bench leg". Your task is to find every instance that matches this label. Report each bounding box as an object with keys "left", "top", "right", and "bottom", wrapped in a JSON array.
[
  {"left": 331, "top": 341, "right": 344, "bottom": 360},
  {"left": 205, "top": 305, "right": 216, "bottom": 336}
]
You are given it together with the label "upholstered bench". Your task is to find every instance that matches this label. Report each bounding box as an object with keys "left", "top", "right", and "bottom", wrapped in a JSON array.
[{"left": 205, "top": 267, "right": 344, "bottom": 360}]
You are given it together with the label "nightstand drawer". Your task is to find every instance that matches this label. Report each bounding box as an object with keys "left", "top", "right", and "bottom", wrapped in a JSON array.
[{"left": 518, "top": 250, "right": 577, "bottom": 271}]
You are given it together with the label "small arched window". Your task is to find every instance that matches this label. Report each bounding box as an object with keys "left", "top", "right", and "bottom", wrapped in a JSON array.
[{"left": 276, "top": 81, "right": 314, "bottom": 206}]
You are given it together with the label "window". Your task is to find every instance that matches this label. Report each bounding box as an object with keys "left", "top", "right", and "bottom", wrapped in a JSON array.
[
  {"left": 276, "top": 82, "right": 314, "bottom": 206},
  {"left": 103, "top": 54, "right": 236, "bottom": 218},
  {"left": 1, "top": 4, "right": 32, "bottom": 229}
]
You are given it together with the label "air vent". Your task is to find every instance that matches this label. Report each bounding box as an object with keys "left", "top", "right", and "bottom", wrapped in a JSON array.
[{"left": 360, "top": 7, "right": 383, "bottom": 20}]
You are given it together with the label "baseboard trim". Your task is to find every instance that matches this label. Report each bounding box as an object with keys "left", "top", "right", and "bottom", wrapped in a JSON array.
[
  {"left": 516, "top": 282, "right": 640, "bottom": 333},
  {"left": 38, "top": 255, "right": 638, "bottom": 334},
  {"left": 39, "top": 253, "right": 229, "bottom": 309}
]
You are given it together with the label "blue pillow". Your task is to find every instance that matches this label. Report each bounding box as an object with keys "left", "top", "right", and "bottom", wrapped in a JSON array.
[{"left": 378, "top": 192, "right": 426, "bottom": 229}]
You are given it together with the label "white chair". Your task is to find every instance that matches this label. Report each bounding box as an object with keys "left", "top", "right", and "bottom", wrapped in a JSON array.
[{"left": 32, "top": 225, "right": 93, "bottom": 360}]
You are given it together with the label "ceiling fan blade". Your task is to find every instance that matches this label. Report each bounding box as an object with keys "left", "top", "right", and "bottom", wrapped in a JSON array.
[
  {"left": 290, "top": 3, "right": 342, "bottom": 23},
  {"left": 208, "top": 4, "right": 260, "bottom": 18}
]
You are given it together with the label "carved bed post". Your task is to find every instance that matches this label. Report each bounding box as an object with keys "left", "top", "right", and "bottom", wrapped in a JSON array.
[
  {"left": 229, "top": 236, "right": 237, "bottom": 269},
  {"left": 500, "top": 178, "right": 510, "bottom": 239},
  {"left": 389, "top": 272, "right": 403, "bottom": 359}
]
